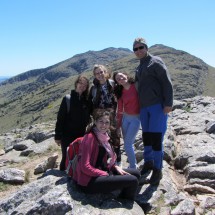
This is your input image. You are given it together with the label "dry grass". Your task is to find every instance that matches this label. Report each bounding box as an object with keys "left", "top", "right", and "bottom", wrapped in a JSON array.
[{"left": 0, "top": 147, "right": 62, "bottom": 200}]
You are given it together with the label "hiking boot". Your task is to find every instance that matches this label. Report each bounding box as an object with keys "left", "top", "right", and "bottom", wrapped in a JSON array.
[
  {"left": 149, "top": 168, "right": 162, "bottom": 186},
  {"left": 140, "top": 160, "right": 154, "bottom": 175}
]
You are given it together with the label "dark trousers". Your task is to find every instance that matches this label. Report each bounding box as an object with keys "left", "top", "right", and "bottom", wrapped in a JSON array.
[
  {"left": 109, "top": 128, "right": 121, "bottom": 163},
  {"left": 114, "top": 145, "right": 121, "bottom": 163},
  {"left": 79, "top": 168, "right": 140, "bottom": 200}
]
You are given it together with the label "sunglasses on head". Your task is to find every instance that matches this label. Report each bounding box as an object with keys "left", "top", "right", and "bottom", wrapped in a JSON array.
[{"left": 133, "top": 46, "right": 145, "bottom": 52}]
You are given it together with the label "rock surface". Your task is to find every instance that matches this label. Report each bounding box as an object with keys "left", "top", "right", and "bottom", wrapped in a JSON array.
[{"left": 0, "top": 96, "right": 215, "bottom": 214}]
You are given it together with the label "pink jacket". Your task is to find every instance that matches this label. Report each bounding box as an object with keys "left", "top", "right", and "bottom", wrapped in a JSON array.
[{"left": 73, "top": 132, "right": 109, "bottom": 186}]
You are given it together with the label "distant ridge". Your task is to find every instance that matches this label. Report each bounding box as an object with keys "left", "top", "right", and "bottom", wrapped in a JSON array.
[
  {"left": 1, "top": 47, "right": 132, "bottom": 85},
  {"left": 0, "top": 76, "right": 11, "bottom": 83},
  {"left": 0, "top": 45, "right": 215, "bottom": 133}
]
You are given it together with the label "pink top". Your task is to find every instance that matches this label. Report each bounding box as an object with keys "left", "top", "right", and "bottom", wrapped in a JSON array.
[
  {"left": 73, "top": 132, "right": 109, "bottom": 186},
  {"left": 116, "top": 84, "right": 140, "bottom": 128}
]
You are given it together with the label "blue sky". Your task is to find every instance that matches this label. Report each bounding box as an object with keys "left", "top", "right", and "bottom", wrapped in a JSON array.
[{"left": 0, "top": 0, "right": 214, "bottom": 77}]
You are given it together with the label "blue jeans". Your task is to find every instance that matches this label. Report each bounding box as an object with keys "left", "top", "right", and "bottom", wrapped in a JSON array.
[
  {"left": 140, "top": 104, "right": 168, "bottom": 170},
  {"left": 122, "top": 114, "right": 140, "bottom": 168}
]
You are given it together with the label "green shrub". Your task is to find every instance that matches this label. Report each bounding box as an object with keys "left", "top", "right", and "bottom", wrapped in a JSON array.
[{"left": 0, "top": 182, "right": 10, "bottom": 192}]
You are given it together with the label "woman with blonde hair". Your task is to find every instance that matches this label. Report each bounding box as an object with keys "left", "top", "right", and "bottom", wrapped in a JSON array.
[{"left": 89, "top": 64, "right": 121, "bottom": 164}]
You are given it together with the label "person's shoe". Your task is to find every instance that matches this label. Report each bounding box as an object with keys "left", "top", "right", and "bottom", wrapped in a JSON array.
[
  {"left": 140, "top": 160, "right": 154, "bottom": 175},
  {"left": 149, "top": 168, "right": 162, "bottom": 186}
]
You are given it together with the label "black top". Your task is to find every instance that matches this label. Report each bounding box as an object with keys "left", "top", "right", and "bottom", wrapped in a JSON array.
[
  {"left": 135, "top": 53, "right": 173, "bottom": 108},
  {"left": 89, "top": 79, "right": 117, "bottom": 113},
  {"left": 95, "top": 145, "right": 107, "bottom": 170},
  {"left": 55, "top": 90, "right": 91, "bottom": 141}
]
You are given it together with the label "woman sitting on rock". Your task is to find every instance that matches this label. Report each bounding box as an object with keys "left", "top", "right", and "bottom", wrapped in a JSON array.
[{"left": 73, "top": 109, "right": 140, "bottom": 200}]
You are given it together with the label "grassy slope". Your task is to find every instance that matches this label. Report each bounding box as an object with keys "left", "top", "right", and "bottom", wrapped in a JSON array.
[{"left": 1, "top": 46, "right": 215, "bottom": 134}]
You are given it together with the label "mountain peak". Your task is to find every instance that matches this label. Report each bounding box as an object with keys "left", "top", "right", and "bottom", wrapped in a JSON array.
[{"left": 0, "top": 45, "right": 215, "bottom": 133}]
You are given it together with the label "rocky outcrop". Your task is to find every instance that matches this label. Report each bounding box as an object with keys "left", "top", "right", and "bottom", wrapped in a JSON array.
[
  {"left": 0, "top": 168, "right": 25, "bottom": 184},
  {"left": 34, "top": 153, "right": 58, "bottom": 174},
  {"left": 0, "top": 171, "right": 144, "bottom": 215},
  {"left": 0, "top": 96, "right": 215, "bottom": 214}
]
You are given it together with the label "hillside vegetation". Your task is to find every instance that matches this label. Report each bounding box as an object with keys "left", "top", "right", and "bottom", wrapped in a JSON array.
[{"left": 0, "top": 45, "right": 215, "bottom": 133}]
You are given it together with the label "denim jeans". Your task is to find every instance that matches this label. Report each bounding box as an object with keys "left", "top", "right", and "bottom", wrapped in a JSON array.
[{"left": 122, "top": 114, "right": 140, "bottom": 168}]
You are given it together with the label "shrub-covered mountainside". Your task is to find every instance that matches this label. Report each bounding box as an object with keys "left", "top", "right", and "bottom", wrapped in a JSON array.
[{"left": 0, "top": 45, "right": 215, "bottom": 133}]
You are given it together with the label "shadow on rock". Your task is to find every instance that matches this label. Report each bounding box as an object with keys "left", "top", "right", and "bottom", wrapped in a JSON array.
[
  {"left": 136, "top": 183, "right": 158, "bottom": 213},
  {"left": 37, "top": 169, "right": 67, "bottom": 179},
  {"left": 37, "top": 169, "right": 69, "bottom": 186}
]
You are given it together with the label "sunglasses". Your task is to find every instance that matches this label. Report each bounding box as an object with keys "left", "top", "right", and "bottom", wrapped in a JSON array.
[{"left": 133, "top": 46, "right": 145, "bottom": 52}]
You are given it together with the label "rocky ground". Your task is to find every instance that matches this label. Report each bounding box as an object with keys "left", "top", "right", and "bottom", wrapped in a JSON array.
[{"left": 0, "top": 96, "right": 215, "bottom": 215}]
